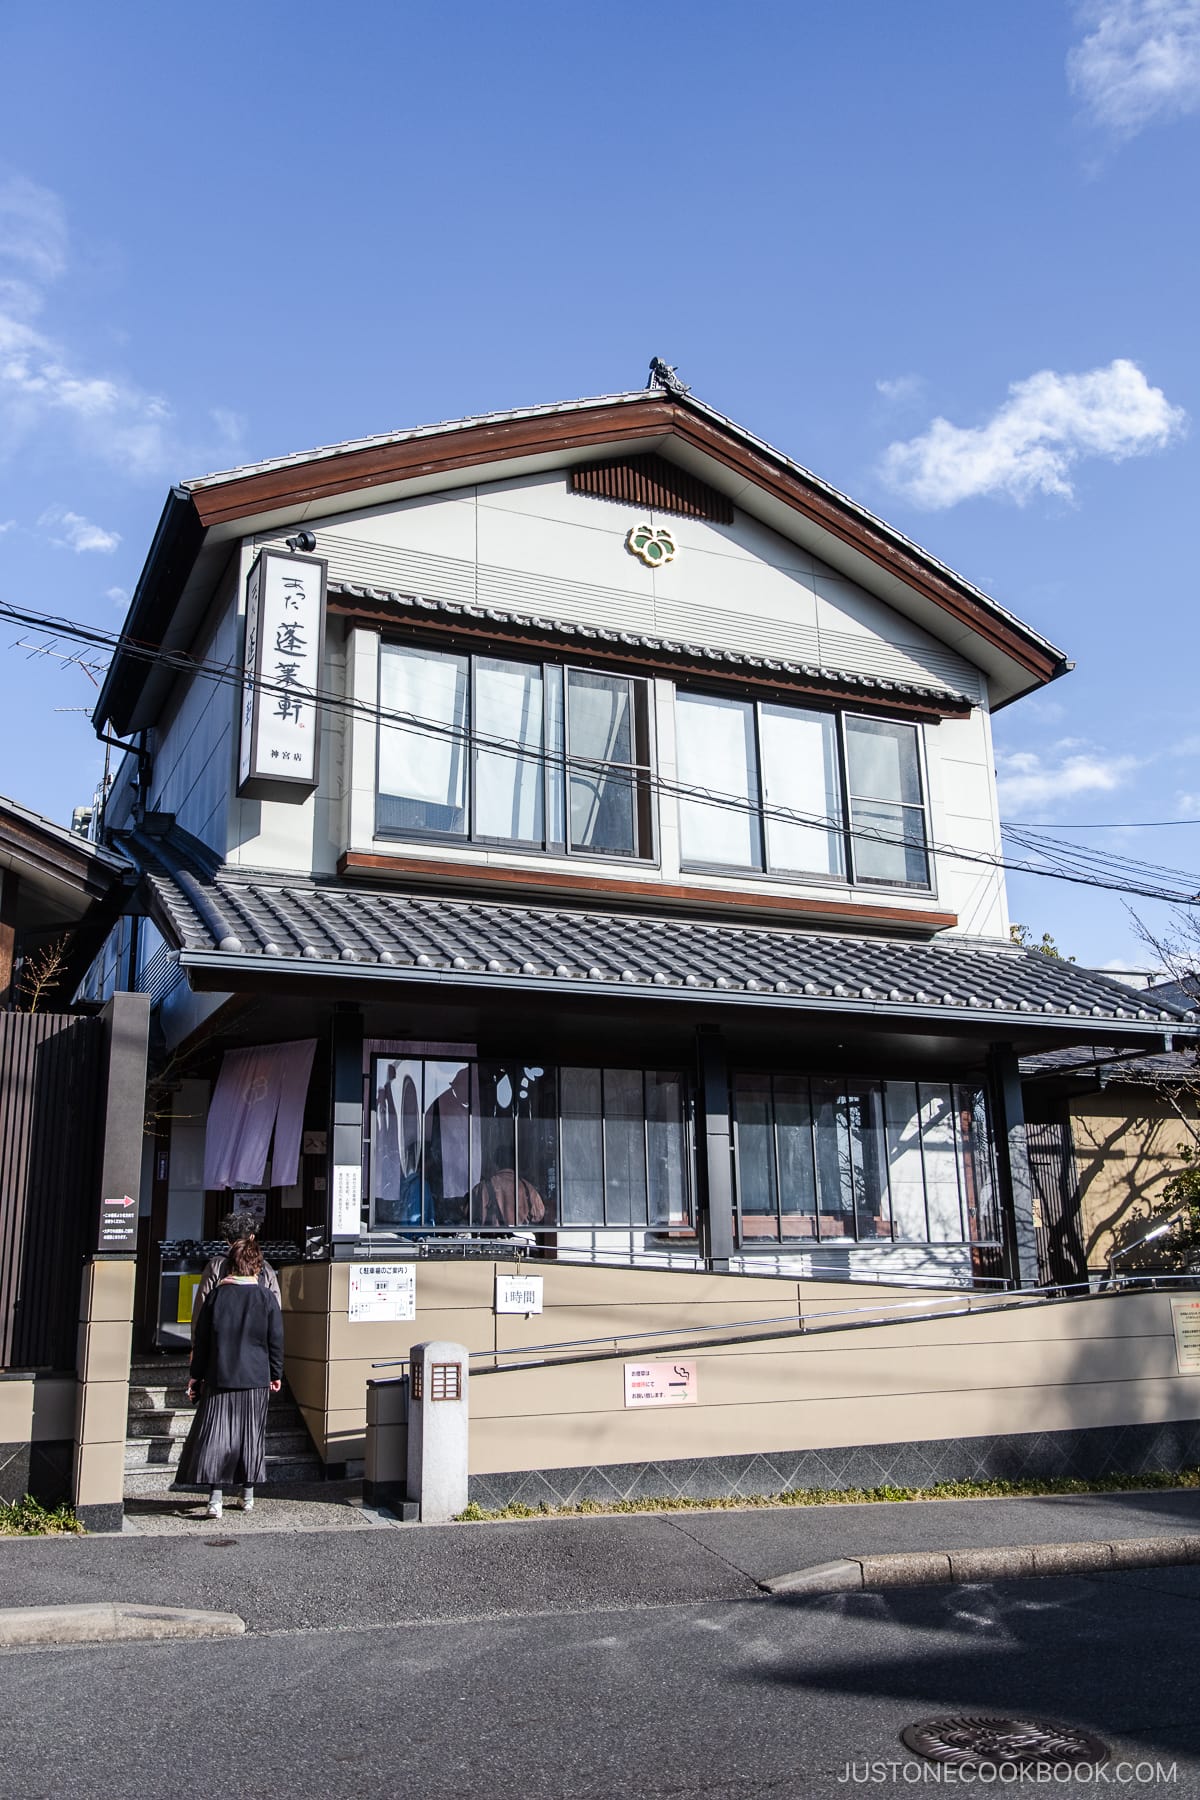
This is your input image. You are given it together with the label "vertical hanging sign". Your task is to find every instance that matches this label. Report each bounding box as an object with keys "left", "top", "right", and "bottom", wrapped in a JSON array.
[{"left": 238, "top": 547, "right": 327, "bottom": 797}]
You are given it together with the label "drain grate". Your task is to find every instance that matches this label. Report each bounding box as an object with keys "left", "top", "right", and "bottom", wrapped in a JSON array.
[{"left": 901, "top": 1717, "right": 1110, "bottom": 1769}]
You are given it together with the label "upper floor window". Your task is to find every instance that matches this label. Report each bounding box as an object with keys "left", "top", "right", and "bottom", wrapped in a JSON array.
[
  {"left": 675, "top": 692, "right": 931, "bottom": 890},
  {"left": 377, "top": 643, "right": 654, "bottom": 859}
]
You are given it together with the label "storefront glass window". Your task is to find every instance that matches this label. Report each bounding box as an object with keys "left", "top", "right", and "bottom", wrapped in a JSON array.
[
  {"left": 377, "top": 647, "right": 469, "bottom": 835},
  {"left": 369, "top": 1057, "right": 690, "bottom": 1233},
  {"left": 733, "top": 1073, "right": 997, "bottom": 1248}
]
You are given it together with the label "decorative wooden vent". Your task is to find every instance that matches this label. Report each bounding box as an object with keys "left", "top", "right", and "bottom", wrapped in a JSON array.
[{"left": 571, "top": 453, "right": 734, "bottom": 524}]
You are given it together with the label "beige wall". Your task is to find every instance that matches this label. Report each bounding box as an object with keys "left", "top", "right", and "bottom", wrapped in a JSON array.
[
  {"left": 283, "top": 1258, "right": 993, "bottom": 1466},
  {"left": 1071, "top": 1093, "right": 1198, "bottom": 1268},
  {"left": 468, "top": 1289, "right": 1198, "bottom": 1476}
]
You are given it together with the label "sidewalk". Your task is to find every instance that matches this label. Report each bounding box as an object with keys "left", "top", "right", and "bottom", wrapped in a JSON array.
[{"left": 2, "top": 1486, "right": 1199, "bottom": 1636}]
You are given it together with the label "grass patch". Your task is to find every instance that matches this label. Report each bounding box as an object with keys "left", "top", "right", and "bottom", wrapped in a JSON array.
[
  {"left": 0, "top": 1494, "right": 85, "bottom": 1536},
  {"left": 456, "top": 1467, "right": 1200, "bottom": 1523}
]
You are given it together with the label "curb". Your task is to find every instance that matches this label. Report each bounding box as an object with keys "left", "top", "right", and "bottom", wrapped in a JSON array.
[
  {"left": 759, "top": 1533, "right": 1200, "bottom": 1596},
  {"left": 0, "top": 1603, "right": 246, "bottom": 1648}
]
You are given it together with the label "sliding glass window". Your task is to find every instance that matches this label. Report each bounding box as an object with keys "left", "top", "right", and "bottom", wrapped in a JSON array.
[
  {"left": 675, "top": 691, "right": 928, "bottom": 890},
  {"left": 377, "top": 644, "right": 653, "bottom": 859},
  {"left": 732, "top": 1074, "right": 997, "bottom": 1247},
  {"left": 371, "top": 1057, "right": 691, "bottom": 1232}
]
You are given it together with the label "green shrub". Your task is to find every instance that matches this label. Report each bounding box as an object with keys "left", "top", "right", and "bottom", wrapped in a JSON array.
[{"left": 0, "top": 1494, "right": 85, "bottom": 1536}]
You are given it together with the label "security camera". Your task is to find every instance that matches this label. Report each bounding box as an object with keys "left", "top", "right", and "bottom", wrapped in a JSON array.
[{"left": 285, "top": 530, "right": 317, "bottom": 553}]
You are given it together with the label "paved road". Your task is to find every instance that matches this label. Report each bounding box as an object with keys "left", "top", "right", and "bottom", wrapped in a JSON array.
[{"left": 3, "top": 1493, "right": 1200, "bottom": 1798}]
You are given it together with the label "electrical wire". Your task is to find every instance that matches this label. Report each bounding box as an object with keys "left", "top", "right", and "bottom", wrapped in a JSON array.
[{"left": 6, "top": 594, "right": 1200, "bottom": 908}]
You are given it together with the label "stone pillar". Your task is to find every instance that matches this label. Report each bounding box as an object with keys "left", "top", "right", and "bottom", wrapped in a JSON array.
[
  {"left": 989, "top": 1044, "right": 1039, "bottom": 1289},
  {"left": 71, "top": 990, "right": 150, "bottom": 1530},
  {"left": 407, "top": 1341, "right": 469, "bottom": 1522},
  {"left": 697, "top": 1028, "right": 734, "bottom": 1271}
]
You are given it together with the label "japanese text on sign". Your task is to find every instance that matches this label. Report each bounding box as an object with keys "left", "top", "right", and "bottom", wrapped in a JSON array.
[
  {"left": 623, "top": 1361, "right": 698, "bottom": 1408},
  {"left": 1172, "top": 1298, "right": 1200, "bottom": 1374},
  {"left": 238, "top": 549, "right": 327, "bottom": 793},
  {"left": 332, "top": 1164, "right": 362, "bottom": 1237},
  {"left": 495, "top": 1274, "right": 544, "bottom": 1315},
  {"left": 348, "top": 1263, "right": 416, "bottom": 1323}
]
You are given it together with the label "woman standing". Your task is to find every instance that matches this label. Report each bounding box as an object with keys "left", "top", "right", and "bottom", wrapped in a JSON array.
[{"left": 176, "top": 1237, "right": 284, "bottom": 1519}]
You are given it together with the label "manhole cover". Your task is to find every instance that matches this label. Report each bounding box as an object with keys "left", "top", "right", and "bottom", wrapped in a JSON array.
[
  {"left": 204, "top": 1537, "right": 236, "bottom": 1549},
  {"left": 901, "top": 1717, "right": 1109, "bottom": 1769}
]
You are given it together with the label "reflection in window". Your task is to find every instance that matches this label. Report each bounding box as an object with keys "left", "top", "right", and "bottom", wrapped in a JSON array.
[
  {"left": 567, "top": 671, "right": 653, "bottom": 858},
  {"left": 844, "top": 716, "right": 930, "bottom": 888},
  {"left": 370, "top": 1057, "right": 690, "bottom": 1233},
  {"left": 377, "top": 648, "right": 469, "bottom": 835},
  {"left": 376, "top": 645, "right": 653, "bottom": 858},
  {"left": 676, "top": 693, "right": 761, "bottom": 869},
  {"left": 733, "top": 1074, "right": 995, "bottom": 1248}
]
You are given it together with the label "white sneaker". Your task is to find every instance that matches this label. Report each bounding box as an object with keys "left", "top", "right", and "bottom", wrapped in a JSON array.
[
  {"left": 241, "top": 1494, "right": 255, "bottom": 1513},
  {"left": 205, "top": 1498, "right": 223, "bottom": 1520}
]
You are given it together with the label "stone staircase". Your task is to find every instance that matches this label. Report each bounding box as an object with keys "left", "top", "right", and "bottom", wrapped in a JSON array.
[{"left": 124, "top": 1357, "right": 324, "bottom": 1496}]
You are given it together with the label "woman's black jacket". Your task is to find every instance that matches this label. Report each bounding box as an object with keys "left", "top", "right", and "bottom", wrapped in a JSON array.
[{"left": 191, "top": 1282, "right": 284, "bottom": 1390}]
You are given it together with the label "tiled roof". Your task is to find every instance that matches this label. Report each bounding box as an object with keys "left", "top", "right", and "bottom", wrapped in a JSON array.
[
  {"left": 121, "top": 829, "right": 1196, "bottom": 1037},
  {"left": 328, "top": 581, "right": 972, "bottom": 709}
]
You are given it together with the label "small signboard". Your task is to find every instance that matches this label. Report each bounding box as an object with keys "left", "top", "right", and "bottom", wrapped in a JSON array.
[
  {"left": 176, "top": 1272, "right": 202, "bottom": 1325},
  {"left": 98, "top": 1193, "right": 137, "bottom": 1252},
  {"left": 332, "top": 1164, "right": 362, "bottom": 1237},
  {"left": 623, "top": 1360, "right": 698, "bottom": 1408},
  {"left": 495, "top": 1274, "right": 544, "bottom": 1315},
  {"left": 348, "top": 1263, "right": 416, "bottom": 1324},
  {"left": 1171, "top": 1298, "right": 1200, "bottom": 1374},
  {"left": 238, "top": 548, "right": 327, "bottom": 798}
]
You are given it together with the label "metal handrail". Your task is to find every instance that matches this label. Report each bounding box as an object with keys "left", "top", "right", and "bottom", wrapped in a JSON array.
[{"left": 370, "top": 1272, "right": 1196, "bottom": 1378}]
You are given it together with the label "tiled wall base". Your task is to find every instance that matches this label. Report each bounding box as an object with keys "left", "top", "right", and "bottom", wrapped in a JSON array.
[
  {"left": 468, "top": 1419, "right": 1200, "bottom": 1510},
  {"left": 75, "top": 1502, "right": 124, "bottom": 1534},
  {"left": 0, "top": 1441, "right": 31, "bottom": 1504}
]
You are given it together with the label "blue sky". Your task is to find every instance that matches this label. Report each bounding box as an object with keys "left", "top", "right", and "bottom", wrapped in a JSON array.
[{"left": 1, "top": 0, "right": 1198, "bottom": 971}]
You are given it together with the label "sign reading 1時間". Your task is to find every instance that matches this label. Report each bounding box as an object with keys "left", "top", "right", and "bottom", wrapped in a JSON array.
[{"left": 238, "top": 548, "right": 327, "bottom": 798}]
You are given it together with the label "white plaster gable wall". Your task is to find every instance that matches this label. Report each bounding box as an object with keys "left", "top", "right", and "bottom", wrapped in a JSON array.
[{"left": 227, "top": 468, "right": 1012, "bottom": 932}]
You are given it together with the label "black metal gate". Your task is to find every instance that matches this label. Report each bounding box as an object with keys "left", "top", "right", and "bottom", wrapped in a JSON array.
[
  {"left": 1027, "top": 1117, "right": 1088, "bottom": 1287},
  {"left": 0, "top": 1011, "right": 106, "bottom": 1369}
]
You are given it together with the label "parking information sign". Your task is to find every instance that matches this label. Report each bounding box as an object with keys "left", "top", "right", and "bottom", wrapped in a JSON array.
[
  {"left": 623, "top": 1361, "right": 698, "bottom": 1408},
  {"left": 1171, "top": 1298, "right": 1200, "bottom": 1374},
  {"left": 348, "top": 1263, "right": 416, "bottom": 1324},
  {"left": 495, "top": 1274, "right": 544, "bottom": 1314}
]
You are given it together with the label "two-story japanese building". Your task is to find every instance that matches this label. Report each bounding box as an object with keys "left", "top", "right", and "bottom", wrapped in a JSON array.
[{"left": 82, "top": 378, "right": 1194, "bottom": 1432}]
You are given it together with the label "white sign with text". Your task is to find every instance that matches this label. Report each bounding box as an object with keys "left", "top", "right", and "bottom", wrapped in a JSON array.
[
  {"left": 495, "top": 1274, "right": 544, "bottom": 1315},
  {"left": 332, "top": 1164, "right": 362, "bottom": 1237},
  {"left": 623, "top": 1361, "right": 698, "bottom": 1408},
  {"left": 348, "top": 1263, "right": 416, "bottom": 1324},
  {"left": 238, "top": 548, "right": 327, "bottom": 795}
]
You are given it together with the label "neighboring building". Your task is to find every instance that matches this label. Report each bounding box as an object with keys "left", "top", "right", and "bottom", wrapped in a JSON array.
[
  {"left": 1023, "top": 975, "right": 1200, "bottom": 1282},
  {"left": 79, "top": 379, "right": 1195, "bottom": 1347}
]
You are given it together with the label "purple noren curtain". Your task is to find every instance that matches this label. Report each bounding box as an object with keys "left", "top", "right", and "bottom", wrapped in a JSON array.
[{"left": 203, "top": 1039, "right": 318, "bottom": 1191}]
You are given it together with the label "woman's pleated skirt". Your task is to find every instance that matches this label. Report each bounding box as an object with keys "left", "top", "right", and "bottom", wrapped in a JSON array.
[{"left": 174, "top": 1386, "right": 270, "bottom": 1489}]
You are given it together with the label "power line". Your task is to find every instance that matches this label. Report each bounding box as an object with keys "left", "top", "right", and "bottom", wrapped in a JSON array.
[
  {"left": 5, "top": 594, "right": 1200, "bottom": 909},
  {"left": 1007, "top": 818, "right": 1200, "bottom": 830}
]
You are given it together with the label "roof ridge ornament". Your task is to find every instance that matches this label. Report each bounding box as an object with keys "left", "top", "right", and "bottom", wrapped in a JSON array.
[{"left": 647, "top": 357, "right": 690, "bottom": 398}]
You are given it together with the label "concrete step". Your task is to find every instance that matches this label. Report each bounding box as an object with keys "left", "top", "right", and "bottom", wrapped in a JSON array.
[
  {"left": 125, "top": 1428, "right": 314, "bottom": 1470},
  {"left": 127, "top": 1404, "right": 304, "bottom": 1440},
  {"left": 123, "top": 1456, "right": 323, "bottom": 1497}
]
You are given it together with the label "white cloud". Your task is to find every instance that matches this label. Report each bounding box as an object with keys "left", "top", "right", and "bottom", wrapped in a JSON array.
[
  {"left": 1069, "top": 0, "right": 1200, "bottom": 137},
  {"left": 879, "top": 359, "right": 1186, "bottom": 508},
  {"left": 875, "top": 374, "right": 926, "bottom": 406},
  {"left": 0, "top": 176, "right": 67, "bottom": 283},
  {"left": 996, "top": 747, "right": 1140, "bottom": 813},
  {"left": 1176, "top": 791, "right": 1200, "bottom": 817},
  {"left": 38, "top": 506, "right": 121, "bottom": 554},
  {"left": 0, "top": 517, "right": 14, "bottom": 535},
  {"left": 0, "top": 171, "right": 237, "bottom": 481},
  {"left": 105, "top": 585, "right": 128, "bottom": 605}
]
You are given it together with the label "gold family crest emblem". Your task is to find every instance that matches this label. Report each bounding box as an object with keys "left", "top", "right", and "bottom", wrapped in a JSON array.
[{"left": 625, "top": 523, "right": 677, "bottom": 567}]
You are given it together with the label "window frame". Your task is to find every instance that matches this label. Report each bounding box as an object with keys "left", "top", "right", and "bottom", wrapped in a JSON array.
[
  {"left": 375, "top": 641, "right": 658, "bottom": 864},
  {"left": 730, "top": 1071, "right": 999, "bottom": 1251},
  {"left": 675, "top": 688, "right": 934, "bottom": 895},
  {"left": 367, "top": 1054, "right": 695, "bottom": 1236}
]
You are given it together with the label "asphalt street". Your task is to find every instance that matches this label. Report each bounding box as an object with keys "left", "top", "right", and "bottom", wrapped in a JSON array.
[{"left": 2, "top": 1492, "right": 1199, "bottom": 1798}]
